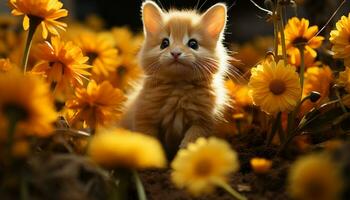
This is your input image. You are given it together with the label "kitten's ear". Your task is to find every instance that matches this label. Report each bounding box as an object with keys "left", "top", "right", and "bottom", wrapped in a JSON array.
[
  {"left": 142, "top": 1, "right": 163, "bottom": 36},
  {"left": 201, "top": 3, "right": 227, "bottom": 39}
]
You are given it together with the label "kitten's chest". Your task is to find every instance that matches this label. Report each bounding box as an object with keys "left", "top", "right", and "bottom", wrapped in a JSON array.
[{"left": 148, "top": 83, "right": 215, "bottom": 129}]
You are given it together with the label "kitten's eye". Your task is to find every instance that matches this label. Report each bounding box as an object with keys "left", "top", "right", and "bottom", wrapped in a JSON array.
[
  {"left": 187, "top": 39, "right": 199, "bottom": 50},
  {"left": 160, "top": 38, "right": 170, "bottom": 49}
]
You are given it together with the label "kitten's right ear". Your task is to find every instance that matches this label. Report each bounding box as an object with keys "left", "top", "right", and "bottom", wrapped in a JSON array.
[{"left": 142, "top": 1, "right": 163, "bottom": 36}]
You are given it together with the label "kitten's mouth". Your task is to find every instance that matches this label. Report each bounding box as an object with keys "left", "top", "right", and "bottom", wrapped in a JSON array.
[{"left": 170, "top": 60, "right": 186, "bottom": 66}]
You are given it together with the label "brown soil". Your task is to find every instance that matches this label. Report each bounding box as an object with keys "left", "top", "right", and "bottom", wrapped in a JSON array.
[{"left": 140, "top": 131, "right": 293, "bottom": 200}]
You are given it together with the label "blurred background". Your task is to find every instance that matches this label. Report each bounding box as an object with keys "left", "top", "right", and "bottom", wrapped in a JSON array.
[{"left": 1, "top": 0, "right": 349, "bottom": 43}]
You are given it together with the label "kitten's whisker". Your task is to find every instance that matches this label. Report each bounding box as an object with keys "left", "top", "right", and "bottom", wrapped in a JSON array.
[{"left": 198, "top": 0, "right": 208, "bottom": 11}]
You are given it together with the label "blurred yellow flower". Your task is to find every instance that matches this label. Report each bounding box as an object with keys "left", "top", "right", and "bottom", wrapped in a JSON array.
[
  {"left": 66, "top": 80, "right": 125, "bottom": 128},
  {"left": 84, "top": 14, "right": 105, "bottom": 31},
  {"left": 31, "top": 37, "right": 91, "bottom": 91},
  {"left": 330, "top": 13, "right": 350, "bottom": 67},
  {"left": 110, "top": 27, "right": 143, "bottom": 58},
  {"left": 88, "top": 128, "right": 166, "bottom": 169},
  {"left": 11, "top": 140, "right": 30, "bottom": 158},
  {"left": 249, "top": 60, "right": 301, "bottom": 114},
  {"left": 0, "top": 72, "right": 57, "bottom": 139},
  {"left": 9, "top": 0, "right": 68, "bottom": 39},
  {"left": 284, "top": 17, "right": 324, "bottom": 64},
  {"left": 0, "top": 58, "right": 15, "bottom": 73},
  {"left": 225, "top": 80, "right": 252, "bottom": 107},
  {"left": 288, "top": 153, "right": 343, "bottom": 200},
  {"left": 337, "top": 67, "right": 350, "bottom": 93},
  {"left": 300, "top": 65, "right": 333, "bottom": 116},
  {"left": 74, "top": 31, "right": 121, "bottom": 78},
  {"left": 171, "top": 137, "right": 239, "bottom": 196},
  {"left": 250, "top": 157, "right": 272, "bottom": 174}
]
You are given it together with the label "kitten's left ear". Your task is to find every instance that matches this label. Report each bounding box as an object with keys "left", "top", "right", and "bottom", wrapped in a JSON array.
[
  {"left": 201, "top": 3, "right": 227, "bottom": 39},
  {"left": 142, "top": 1, "right": 163, "bottom": 36}
]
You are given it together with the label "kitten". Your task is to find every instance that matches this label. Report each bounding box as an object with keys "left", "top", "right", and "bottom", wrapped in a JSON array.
[{"left": 121, "top": 0, "right": 230, "bottom": 157}]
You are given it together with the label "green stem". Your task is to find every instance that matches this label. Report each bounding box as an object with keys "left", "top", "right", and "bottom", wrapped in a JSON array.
[
  {"left": 335, "top": 88, "right": 347, "bottom": 113},
  {"left": 273, "top": 16, "right": 279, "bottom": 57},
  {"left": 267, "top": 112, "right": 281, "bottom": 146},
  {"left": 114, "top": 169, "right": 132, "bottom": 200},
  {"left": 6, "top": 117, "right": 17, "bottom": 158},
  {"left": 216, "top": 181, "right": 247, "bottom": 200},
  {"left": 133, "top": 170, "right": 147, "bottom": 200},
  {"left": 298, "top": 46, "right": 305, "bottom": 93},
  {"left": 21, "top": 18, "right": 41, "bottom": 73},
  {"left": 20, "top": 171, "right": 29, "bottom": 200},
  {"left": 278, "top": 4, "right": 287, "bottom": 64}
]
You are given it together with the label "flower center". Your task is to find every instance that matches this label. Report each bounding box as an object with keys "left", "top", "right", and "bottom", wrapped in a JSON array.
[
  {"left": 86, "top": 52, "right": 99, "bottom": 65},
  {"left": 292, "top": 37, "right": 308, "bottom": 47},
  {"left": 269, "top": 79, "right": 286, "bottom": 95},
  {"left": 117, "top": 66, "right": 127, "bottom": 76},
  {"left": 194, "top": 159, "right": 212, "bottom": 176},
  {"left": 3, "top": 103, "right": 29, "bottom": 122}
]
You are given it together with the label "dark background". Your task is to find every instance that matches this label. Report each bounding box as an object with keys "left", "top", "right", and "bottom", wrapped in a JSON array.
[{"left": 72, "top": 0, "right": 350, "bottom": 43}]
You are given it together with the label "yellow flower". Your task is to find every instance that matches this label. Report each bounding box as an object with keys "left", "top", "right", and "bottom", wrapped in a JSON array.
[
  {"left": 0, "top": 71, "right": 57, "bottom": 139},
  {"left": 284, "top": 17, "right": 324, "bottom": 64},
  {"left": 287, "top": 48, "right": 317, "bottom": 68},
  {"left": 171, "top": 137, "right": 239, "bottom": 196},
  {"left": 249, "top": 60, "right": 301, "bottom": 114},
  {"left": 250, "top": 157, "right": 272, "bottom": 174},
  {"left": 337, "top": 67, "right": 350, "bottom": 93},
  {"left": 31, "top": 37, "right": 91, "bottom": 91},
  {"left": 105, "top": 55, "right": 143, "bottom": 91},
  {"left": 300, "top": 65, "right": 333, "bottom": 116},
  {"left": 74, "top": 31, "right": 121, "bottom": 78},
  {"left": 9, "top": 0, "right": 68, "bottom": 39},
  {"left": 330, "top": 13, "right": 350, "bottom": 67},
  {"left": 66, "top": 80, "right": 125, "bottom": 128},
  {"left": 88, "top": 128, "right": 166, "bottom": 169},
  {"left": 288, "top": 153, "right": 343, "bottom": 200}
]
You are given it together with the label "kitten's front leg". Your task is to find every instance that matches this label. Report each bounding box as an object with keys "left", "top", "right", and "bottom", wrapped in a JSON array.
[
  {"left": 179, "top": 125, "right": 211, "bottom": 148},
  {"left": 133, "top": 120, "right": 159, "bottom": 136}
]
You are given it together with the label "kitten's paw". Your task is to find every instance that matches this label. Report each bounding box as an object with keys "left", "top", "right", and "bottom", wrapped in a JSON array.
[{"left": 179, "top": 126, "right": 210, "bottom": 148}]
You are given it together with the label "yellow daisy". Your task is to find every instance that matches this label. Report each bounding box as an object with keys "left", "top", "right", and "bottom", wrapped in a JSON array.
[
  {"left": 88, "top": 128, "right": 166, "bottom": 169},
  {"left": 171, "top": 137, "right": 239, "bottom": 196},
  {"left": 65, "top": 80, "right": 125, "bottom": 129},
  {"left": 288, "top": 153, "right": 343, "bottom": 200},
  {"left": 31, "top": 36, "right": 91, "bottom": 91},
  {"left": 0, "top": 71, "right": 57, "bottom": 139},
  {"left": 284, "top": 17, "right": 324, "bottom": 64},
  {"left": 249, "top": 60, "right": 301, "bottom": 114},
  {"left": 74, "top": 31, "right": 121, "bottom": 78},
  {"left": 300, "top": 65, "right": 333, "bottom": 116},
  {"left": 9, "top": 0, "right": 68, "bottom": 39},
  {"left": 330, "top": 13, "right": 350, "bottom": 67}
]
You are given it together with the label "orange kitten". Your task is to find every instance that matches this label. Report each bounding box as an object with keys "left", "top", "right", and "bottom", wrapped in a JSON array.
[{"left": 122, "top": 1, "right": 230, "bottom": 157}]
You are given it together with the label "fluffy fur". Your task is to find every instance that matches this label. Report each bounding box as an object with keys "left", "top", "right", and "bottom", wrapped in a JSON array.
[{"left": 121, "top": 1, "right": 230, "bottom": 157}]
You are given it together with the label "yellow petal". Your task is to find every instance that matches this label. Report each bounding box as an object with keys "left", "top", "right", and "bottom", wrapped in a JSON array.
[{"left": 23, "top": 15, "right": 30, "bottom": 31}]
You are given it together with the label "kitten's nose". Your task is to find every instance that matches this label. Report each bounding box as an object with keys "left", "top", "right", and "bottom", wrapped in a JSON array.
[{"left": 171, "top": 51, "right": 182, "bottom": 59}]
